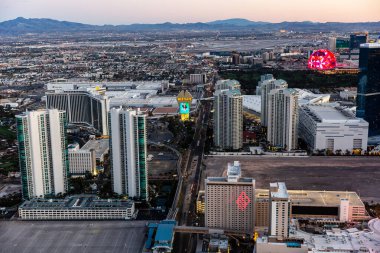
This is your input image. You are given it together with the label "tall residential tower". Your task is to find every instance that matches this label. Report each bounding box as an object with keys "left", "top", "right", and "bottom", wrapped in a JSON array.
[
  {"left": 213, "top": 80, "right": 243, "bottom": 150},
  {"left": 267, "top": 88, "right": 299, "bottom": 150},
  {"left": 16, "top": 109, "right": 69, "bottom": 199},
  {"left": 259, "top": 78, "right": 288, "bottom": 127},
  {"left": 109, "top": 107, "right": 148, "bottom": 200}
]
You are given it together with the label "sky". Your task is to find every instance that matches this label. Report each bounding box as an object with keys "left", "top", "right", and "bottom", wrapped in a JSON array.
[{"left": 0, "top": 0, "right": 379, "bottom": 25}]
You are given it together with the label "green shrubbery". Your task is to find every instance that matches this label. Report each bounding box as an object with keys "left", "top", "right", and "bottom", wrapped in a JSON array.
[{"left": 220, "top": 69, "right": 357, "bottom": 94}]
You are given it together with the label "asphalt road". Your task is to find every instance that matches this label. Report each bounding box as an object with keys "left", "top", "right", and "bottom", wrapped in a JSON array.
[{"left": 174, "top": 100, "right": 211, "bottom": 253}]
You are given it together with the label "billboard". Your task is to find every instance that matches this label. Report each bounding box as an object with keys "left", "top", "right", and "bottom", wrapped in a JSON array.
[
  {"left": 179, "top": 102, "right": 190, "bottom": 114},
  {"left": 177, "top": 90, "right": 193, "bottom": 121}
]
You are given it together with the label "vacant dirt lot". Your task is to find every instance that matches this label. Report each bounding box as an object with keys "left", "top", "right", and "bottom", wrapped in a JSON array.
[{"left": 203, "top": 156, "right": 380, "bottom": 202}]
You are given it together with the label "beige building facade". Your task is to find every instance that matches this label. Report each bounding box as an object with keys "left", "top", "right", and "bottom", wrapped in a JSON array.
[{"left": 205, "top": 161, "right": 255, "bottom": 234}]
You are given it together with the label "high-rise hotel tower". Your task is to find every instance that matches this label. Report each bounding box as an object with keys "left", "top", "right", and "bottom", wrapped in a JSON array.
[
  {"left": 109, "top": 107, "right": 148, "bottom": 200},
  {"left": 16, "top": 109, "right": 69, "bottom": 199}
]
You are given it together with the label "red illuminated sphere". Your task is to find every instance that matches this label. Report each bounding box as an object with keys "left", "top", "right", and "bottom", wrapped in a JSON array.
[{"left": 308, "top": 49, "right": 336, "bottom": 70}]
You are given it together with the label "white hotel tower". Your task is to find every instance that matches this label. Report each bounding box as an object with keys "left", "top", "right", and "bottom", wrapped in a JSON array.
[
  {"left": 16, "top": 109, "right": 69, "bottom": 199},
  {"left": 109, "top": 107, "right": 148, "bottom": 200},
  {"left": 267, "top": 88, "right": 299, "bottom": 151},
  {"left": 213, "top": 80, "right": 243, "bottom": 150}
]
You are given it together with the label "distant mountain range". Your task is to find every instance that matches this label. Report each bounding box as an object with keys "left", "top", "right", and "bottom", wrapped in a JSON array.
[{"left": 0, "top": 17, "right": 380, "bottom": 34}]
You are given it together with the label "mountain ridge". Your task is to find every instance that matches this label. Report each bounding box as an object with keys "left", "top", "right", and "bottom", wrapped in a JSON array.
[{"left": 1, "top": 17, "right": 380, "bottom": 34}]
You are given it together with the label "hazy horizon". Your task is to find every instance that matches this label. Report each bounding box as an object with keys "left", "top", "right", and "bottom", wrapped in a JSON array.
[
  {"left": 3, "top": 16, "right": 380, "bottom": 26},
  {"left": 1, "top": 0, "right": 379, "bottom": 25}
]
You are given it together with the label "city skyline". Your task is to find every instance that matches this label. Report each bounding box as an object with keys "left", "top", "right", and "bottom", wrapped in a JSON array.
[
  {"left": 1, "top": 0, "right": 379, "bottom": 25},
  {"left": 1, "top": 0, "right": 380, "bottom": 250}
]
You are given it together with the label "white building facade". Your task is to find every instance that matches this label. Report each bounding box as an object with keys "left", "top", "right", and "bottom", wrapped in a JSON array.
[
  {"left": 267, "top": 88, "right": 299, "bottom": 151},
  {"left": 19, "top": 196, "right": 135, "bottom": 220},
  {"left": 259, "top": 78, "right": 288, "bottom": 127},
  {"left": 16, "top": 109, "right": 69, "bottom": 199},
  {"left": 299, "top": 105, "right": 368, "bottom": 153},
  {"left": 190, "top": 73, "right": 207, "bottom": 84},
  {"left": 68, "top": 143, "right": 95, "bottom": 175},
  {"left": 213, "top": 80, "right": 243, "bottom": 150},
  {"left": 109, "top": 107, "right": 148, "bottom": 200},
  {"left": 269, "top": 182, "right": 291, "bottom": 240}
]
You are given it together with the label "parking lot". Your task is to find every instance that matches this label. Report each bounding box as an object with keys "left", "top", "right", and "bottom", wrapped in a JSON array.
[
  {"left": 0, "top": 184, "right": 21, "bottom": 197},
  {"left": 203, "top": 156, "right": 380, "bottom": 202},
  {"left": 0, "top": 220, "right": 147, "bottom": 253},
  {"left": 148, "top": 150, "right": 178, "bottom": 177}
]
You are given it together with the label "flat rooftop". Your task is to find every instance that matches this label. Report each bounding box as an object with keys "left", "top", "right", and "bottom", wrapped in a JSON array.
[
  {"left": 242, "top": 95, "right": 261, "bottom": 113},
  {"left": 105, "top": 90, "right": 158, "bottom": 98},
  {"left": 81, "top": 139, "right": 109, "bottom": 159},
  {"left": 46, "top": 81, "right": 166, "bottom": 91},
  {"left": 270, "top": 182, "right": 289, "bottom": 199},
  {"left": 296, "top": 89, "right": 330, "bottom": 105},
  {"left": 152, "top": 107, "right": 178, "bottom": 114},
  {"left": 303, "top": 105, "right": 361, "bottom": 123},
  {"left": 296, "top": 221, "right": 380, "bottom": 253},
  {"left": 360, "top": 42, "right": 380, "bottom": 48},
  {"left": 203, "top": 156, "right": 380, "bottom": 203},
  {"left": 0, "top": 220, "right": 147, "bottom": 253},
  {"left": 256, "top": 189, "right": 364, "bottom": 207},
  {"left": 152, "top": 220, "right": 176, "bottom": 250},
  {"left": 155, "top": 220, "right": 176, "bottom": 242},
  {"left": 19, "top": 195, "right": 134, "bottom": 210},
  {"left": 109, "top": 96, "right": 197, "bottom": 108},
  {"left": 206, "top": 177, "right": 255, "bottom": 184}
]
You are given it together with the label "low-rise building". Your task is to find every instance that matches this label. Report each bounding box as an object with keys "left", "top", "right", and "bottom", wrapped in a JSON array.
[
  {"left": 196, "top": 190, "right": 205, "bottom": 214},
  {"left": 81, "top": 138, "right": 109, "bottom": 163},
  {"left": 68, "top": 139, "right": 109, "bottom": 176},
  {"left": 19, "top": 195, "right": 135, "bottom": 220},
  {"left": 150, "top": 220, "right": 177, "bottom": 253},
  {"left": 242, "top": 95, "right": 261, "bottom": 113},
  {"left": 68, "top": 143, "right": 95, "bottom": 175},
  {"left": 189, "top": 73, "right": 207, "bottom": 84},
  {"left": 298, "top": 220, "right": 380, "bottom": 253},
  {"left": 255, "top": 189, "right": 369, "bottom": 228},
  {"left": 299, "top": 105, "right": 368, "bottom": 153},
  {"left": 255, "top": 237, "right": 308, "bottom": 253},
  {"left": 339, "top": 89, "right": 357, "bottom": 101}
]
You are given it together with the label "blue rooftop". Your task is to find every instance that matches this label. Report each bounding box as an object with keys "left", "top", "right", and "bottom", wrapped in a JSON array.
[
  {"left": 145, "top": 223, "right": 158, "bottom": 249},
  {"left": 286, "top": 242, "right": 301, "bottom": 248},
  {"left": 151, "top": 220, "right": 177, "bottom": 251},
  {"left": 155, "top": 220, "right": 176, "bottom": 242}
]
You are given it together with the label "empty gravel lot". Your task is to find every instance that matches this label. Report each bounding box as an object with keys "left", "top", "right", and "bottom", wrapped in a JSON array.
[{"left": 203, "top": 156, "right": 380, "bottom": 202}]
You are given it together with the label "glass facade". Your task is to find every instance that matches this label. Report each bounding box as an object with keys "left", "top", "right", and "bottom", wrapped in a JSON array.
[
  {"left": 16, "top": 110, "right": 69, "bottom": 199},
  {"left": 356, "top": 46, "right": 380, "bottom": 136},
  {"left": 350, "top": 34, "right": 367, "bottom": 49},
  {"left": 137, "top": 116, "right": 148, "bottom": 200},
  {"left": 16, "top": 117, "right": 29, "bottom": 198},
  {"left": 110, "top": 109, "right": 148, "bottom": 200},
  {"left": 336, "top": 38, "right": 350, "bottom": 49}
]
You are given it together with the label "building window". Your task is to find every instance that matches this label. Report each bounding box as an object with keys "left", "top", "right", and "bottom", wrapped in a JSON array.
[
  {"left": 353, "top": 139, "right": 362, "bottom": 149},
  {"left": 327, "top": 139, "right": 334, "bottom": 150}
]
